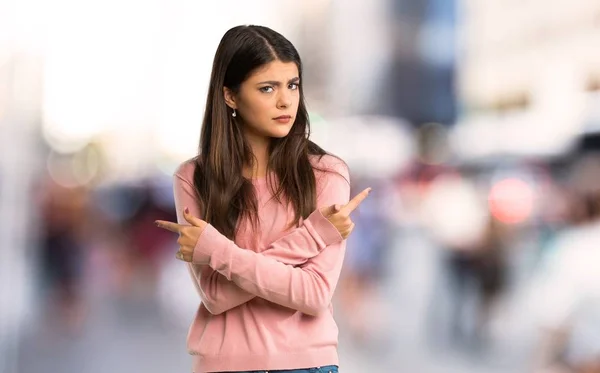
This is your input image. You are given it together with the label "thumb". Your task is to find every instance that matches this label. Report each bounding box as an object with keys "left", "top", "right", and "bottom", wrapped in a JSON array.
[
  {"left": 183, "top": 207, "right": 203, "bottom": 227},
  {"left": 320, "top": 204, "right": 342, "bottom": 217}
]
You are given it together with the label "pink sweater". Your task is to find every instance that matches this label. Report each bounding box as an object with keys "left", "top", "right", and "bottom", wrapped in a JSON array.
[{"left": 172, "top": 154, "right": 350, "bottom": 373}]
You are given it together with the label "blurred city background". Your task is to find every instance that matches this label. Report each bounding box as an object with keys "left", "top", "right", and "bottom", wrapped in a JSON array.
[{"left": 2, "top": 0, "right": 600, "bottom": 372}]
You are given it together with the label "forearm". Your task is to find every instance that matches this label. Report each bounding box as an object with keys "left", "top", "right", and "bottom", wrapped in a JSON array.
[
  {"left": 187, "top": 215, "right": 337, "bottom": 314},
  {"left": 193, "top": 210, "right": 345, "bottom": 316}
]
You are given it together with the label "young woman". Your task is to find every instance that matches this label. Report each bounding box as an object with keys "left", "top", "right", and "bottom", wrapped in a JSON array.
[{"left": 156, "top": 25, "right": 370, "bottom": 373}]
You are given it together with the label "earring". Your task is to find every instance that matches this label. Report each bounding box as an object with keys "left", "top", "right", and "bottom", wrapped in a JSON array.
[{"left": 232, "top": 109, "right": 237, "bottom": 118}]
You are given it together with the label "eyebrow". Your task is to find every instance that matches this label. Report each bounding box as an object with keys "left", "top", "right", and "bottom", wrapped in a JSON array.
[{"left": 256, "top": 77, "right": 300, "bottom": 86}]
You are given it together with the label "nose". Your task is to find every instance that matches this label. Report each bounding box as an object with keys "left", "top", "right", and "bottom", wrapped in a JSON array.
[{"left": 276, "top": 90, "right": 292, "bottom": 109}]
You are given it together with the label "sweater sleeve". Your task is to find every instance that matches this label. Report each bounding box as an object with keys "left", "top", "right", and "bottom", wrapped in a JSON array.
[
  {"left": 173, "top": 164, "right": 346, "bottom": 315},
  {"left": 191, "top": 162, "right": 350, "bottom": 316},
  {"left": 173, "top": 172, "right": 254, "bottom": 315}
]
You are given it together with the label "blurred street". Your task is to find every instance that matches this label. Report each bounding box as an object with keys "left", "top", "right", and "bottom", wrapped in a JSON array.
[{"left": 2, "top": 0, "right": 600, "bottom": 372}]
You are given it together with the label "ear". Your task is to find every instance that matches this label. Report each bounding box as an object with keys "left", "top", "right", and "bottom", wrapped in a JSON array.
[{"left": 223, "top": 87, "right": 237, "bottom": 110}]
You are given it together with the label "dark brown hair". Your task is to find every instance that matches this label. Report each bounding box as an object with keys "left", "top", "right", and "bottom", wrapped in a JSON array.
[{"left": 193, "top": 25, "right": 338, "bottom": 239}]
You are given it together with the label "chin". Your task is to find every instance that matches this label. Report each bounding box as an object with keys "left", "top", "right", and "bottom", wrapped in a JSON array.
[{"left": 267, "top": 126, "right": 293, "bottom": 138}]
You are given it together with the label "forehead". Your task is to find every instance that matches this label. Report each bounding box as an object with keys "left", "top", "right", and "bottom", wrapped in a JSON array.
[{"left": 246, "top": 60, "right": 299, "bottom": 82}]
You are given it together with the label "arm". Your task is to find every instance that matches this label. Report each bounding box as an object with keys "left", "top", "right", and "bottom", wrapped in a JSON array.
[
  {"left": 173, "top": 168, "right": 343, "bottom": 315},
  {"left": 173, "top": 173, "right": 254, "bottom": 314},
  {"left": 191, "top": 164, "right": 350, "bottom": 316}
]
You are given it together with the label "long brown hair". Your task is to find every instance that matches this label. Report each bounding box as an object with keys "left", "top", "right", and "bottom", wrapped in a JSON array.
[{"left": 193, "top": 25, "right": 337, "bottom": 239}]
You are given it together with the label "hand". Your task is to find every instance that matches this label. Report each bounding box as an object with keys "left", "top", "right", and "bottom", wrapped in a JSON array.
[
  {"left": 319, "top": 187, "right": 371, "bottom": 239},
  {"left": 155, "top": 207, "right": 208, "bottom": 262}
]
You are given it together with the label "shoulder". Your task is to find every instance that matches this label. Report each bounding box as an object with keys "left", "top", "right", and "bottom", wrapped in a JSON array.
[{"left": 173, "top": 157, "right": 198, "bottom": 185}]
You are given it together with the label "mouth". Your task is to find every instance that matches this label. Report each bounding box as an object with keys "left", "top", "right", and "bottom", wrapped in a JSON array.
[{"left": 273, "top": 115, "right": 293, "bottom": 124}]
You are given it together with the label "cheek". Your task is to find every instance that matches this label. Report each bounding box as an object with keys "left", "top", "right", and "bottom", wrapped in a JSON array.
[
  {"left": 242, "top": 96, "right": 272, "bottom": 119},
  {"left": 259, "top": 97, "right": 276, "bottom": 115},
  {"left": 293, "top": 92, "right": 301, "bottom": 108}
]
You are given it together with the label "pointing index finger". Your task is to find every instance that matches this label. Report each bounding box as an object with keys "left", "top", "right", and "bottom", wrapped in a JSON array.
[
  {"left": 155, "top": 220, "right": 183, "bottom": 234},
  {"left": 340, "top": 187, "right": 371, "bottom": 215}
]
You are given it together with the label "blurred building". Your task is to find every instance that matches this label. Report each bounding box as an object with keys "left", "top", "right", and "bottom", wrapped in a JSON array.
[
  {"left": 293, "top": 0, "right": 457, "bottom": 127},
  {"left": 454, "top": 0, "right": 600, "bottom": 160},
  {"left": 382, "top": 0, "right": 458, "bottom": 126}
]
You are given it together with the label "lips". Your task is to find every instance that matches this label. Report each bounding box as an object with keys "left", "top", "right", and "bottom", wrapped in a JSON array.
[{"left": 273, "top": 115, "right": 292, "bottom": 120}]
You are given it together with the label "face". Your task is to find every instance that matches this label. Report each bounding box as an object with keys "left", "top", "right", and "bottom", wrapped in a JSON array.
[{"left": 224, "top": 60, "right": 300, "bottom": 141}]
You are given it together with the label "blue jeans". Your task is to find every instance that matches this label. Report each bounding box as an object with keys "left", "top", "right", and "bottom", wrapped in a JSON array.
[{"left": 223, "top": 365, "right": 339, "bottom": 373}]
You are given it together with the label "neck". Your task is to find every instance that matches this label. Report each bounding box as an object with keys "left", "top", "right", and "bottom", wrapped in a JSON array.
[{"left": 243, "top": 131, "right": 271, "bottom": 179}]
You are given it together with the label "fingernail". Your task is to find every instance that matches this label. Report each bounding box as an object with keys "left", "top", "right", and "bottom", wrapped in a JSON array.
[
  {"left": 184, "top": 207, "right": 189, "bottom": 214},
  {"left": 367, "top": 188, "right": 372, "bottom": 193},
  {"left": 155, "top": 221, "right": 160, "bottom": 227}
]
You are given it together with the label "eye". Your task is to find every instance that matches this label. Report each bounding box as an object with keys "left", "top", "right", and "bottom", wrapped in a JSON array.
[
  {"left": 259, "top": 86, "right": 274, "bottom": 93},
  {"left": 289, "top": 83, "right": 299, "bottom": 90}
]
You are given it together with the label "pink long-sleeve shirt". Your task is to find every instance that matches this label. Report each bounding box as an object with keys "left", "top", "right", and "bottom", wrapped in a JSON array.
[{"left": 172, "top": 154, "right": 350, "bottom": 373}]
